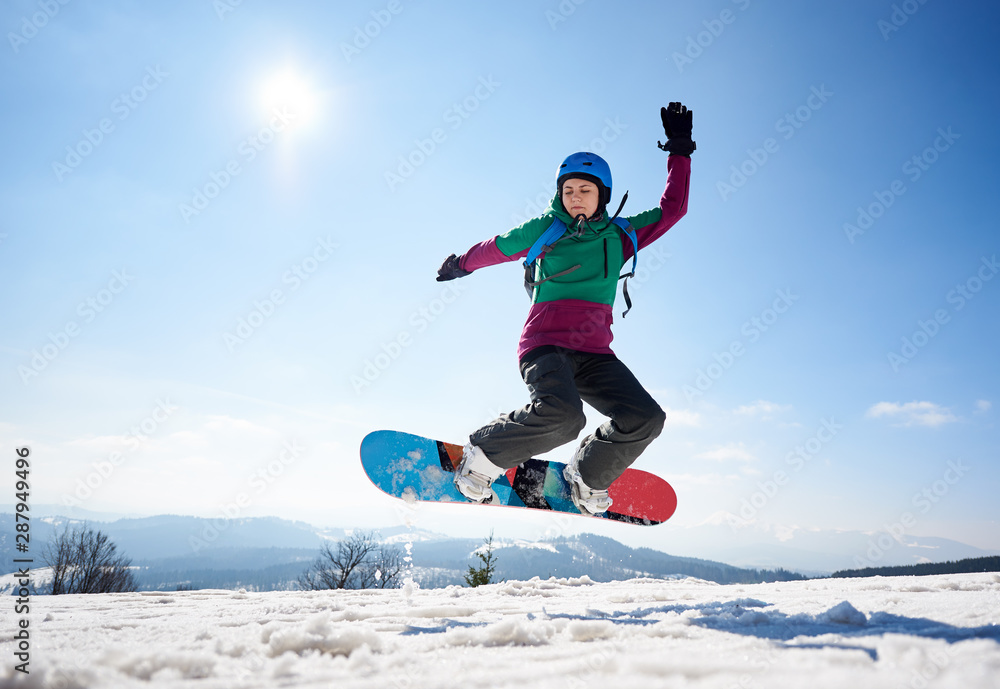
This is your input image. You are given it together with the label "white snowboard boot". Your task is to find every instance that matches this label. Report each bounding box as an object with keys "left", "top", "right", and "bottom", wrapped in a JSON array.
[
  {"left": 563, "top": 447, "right": 613, "bottom": 515},
  {"left": 454, "top": 443, "right": 505, "bottom": 503}
]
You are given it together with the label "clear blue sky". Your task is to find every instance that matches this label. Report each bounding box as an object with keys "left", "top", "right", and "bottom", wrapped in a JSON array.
[{"left": 2, "top": 0, "right": 998, "bottom": 555}]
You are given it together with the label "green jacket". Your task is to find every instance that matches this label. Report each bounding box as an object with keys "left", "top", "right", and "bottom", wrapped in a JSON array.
[
  {"left": 457, "top": 154, "right": 691, "bottom": 359},
  {"left": 496, "top": 196, "right": 662, "bottom": 306}
]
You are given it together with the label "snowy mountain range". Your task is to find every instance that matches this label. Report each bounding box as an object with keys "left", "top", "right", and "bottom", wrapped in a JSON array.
[
  {"left": 0, "top": 511, "right": 798, "bottom": 592},
  {"left": 3, "top": 507, "right": 997, "bottom": 592},
  {"left": 659, "top": 512, "right": 1000, "bottom": 574}
]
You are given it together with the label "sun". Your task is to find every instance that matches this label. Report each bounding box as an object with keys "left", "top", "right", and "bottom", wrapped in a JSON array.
[{"left": 258, "top": 68, "right": 319, "bottom": 128}]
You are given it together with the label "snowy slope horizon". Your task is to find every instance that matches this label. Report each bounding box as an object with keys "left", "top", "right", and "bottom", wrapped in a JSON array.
[
  {"left": 3, "top": 507, "right": 998, "bottom": 579},
  {"left": 0, "top": 513, "right": 804, "bottom": 593}
]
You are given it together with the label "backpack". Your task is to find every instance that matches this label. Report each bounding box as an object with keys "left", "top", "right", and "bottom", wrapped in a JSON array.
[{"left": 522, "top": 214, "right": 640, "bottom": 317}]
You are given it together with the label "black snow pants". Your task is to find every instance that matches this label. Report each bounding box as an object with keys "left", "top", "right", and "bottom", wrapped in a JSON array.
[{"left": 469, "top": 347, "right": 666, "bottom": 490}]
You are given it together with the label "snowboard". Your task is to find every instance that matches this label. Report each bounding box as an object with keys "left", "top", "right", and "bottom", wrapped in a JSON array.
[{"left": 360, "top": 430, "right": 677, "bottom": 526}]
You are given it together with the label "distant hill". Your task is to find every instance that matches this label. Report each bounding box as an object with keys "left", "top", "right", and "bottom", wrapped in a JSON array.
[
  {"left": 657, "top": 513, "right": 1000, "bottom": 574},
  {"left": 8, "top": 505, "right": 997, "bottom": 575},
  {"left": 0, "top": 513, "right": 801, "bottom": 592},
  {"left": 409, "top": 533, "right": 804, "bottom": 588},
  {"left": 830, "top": 556, "right": 1000, "bottom": 579}
]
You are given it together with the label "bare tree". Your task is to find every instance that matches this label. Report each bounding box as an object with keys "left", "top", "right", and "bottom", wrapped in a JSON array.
[
  {"left": 297, "top": 530, "right": 404, "bottom": 590},
  {"left": 44, "top": 525, "right": 138, "bottom": 594},
  {"left": 363, "top": 541, "right": 405, "bottom": 589}
]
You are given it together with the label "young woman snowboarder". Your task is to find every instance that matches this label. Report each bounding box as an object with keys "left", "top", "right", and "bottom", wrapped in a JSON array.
[{"left": 436, "top": 102, "right": 694, "bottom": 515}]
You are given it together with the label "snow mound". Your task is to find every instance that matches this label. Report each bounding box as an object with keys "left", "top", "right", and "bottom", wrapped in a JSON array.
[
  {"left": 499, "top": 575, "right": 595, "bottom": 596},
  {"left": 263, "top": 612, "right": 382, "bottom": 657},
  {"left": 567, "top": 619, "right": 616, "bottom": 641},
  {"left": 820, "top": 601, "right": 868, "bottom": 626},
  {"left": 405, "top": 605, "right": 477, "bottom": 618},
  {"left": 104, "top": 649, "right": 217, "bottom": 681},
  {"left": 443, "top": 617, "right": 557, "bottom": 647},
  {"left": 2, "top": 573, "right": 998, "bottom": 687}
]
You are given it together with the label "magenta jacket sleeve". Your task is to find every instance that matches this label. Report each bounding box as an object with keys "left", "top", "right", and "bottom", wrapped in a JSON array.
[
  {"left": 458, "top": 238, "right": 529, "bottom": 273},
  {"left": 628, "top": 154, "right": 691, "bottom": 258}
]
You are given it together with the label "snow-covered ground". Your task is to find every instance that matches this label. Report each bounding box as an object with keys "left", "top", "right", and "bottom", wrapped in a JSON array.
[{"left": 3, "top": 573, "right": 999, "bottom": 688}]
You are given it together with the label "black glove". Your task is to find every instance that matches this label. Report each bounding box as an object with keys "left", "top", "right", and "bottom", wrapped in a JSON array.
[
  {"left": 658, "top": 102, "right": 696, "bottom": 157},
  {"left": 436, "top": 253, "right": 471, "bottom": 282}
]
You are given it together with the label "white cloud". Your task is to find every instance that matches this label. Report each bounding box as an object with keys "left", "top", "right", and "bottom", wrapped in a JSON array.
[
  {"left": 670, "top": 471, "right": 745, "bottom": 487},
  {"left": 734, "top": 400, "right": 791, "bottom": 418},
  {"left": 975, "top": 400, "right": 992, "bottom": 414},
  {"left": 772, "top": 524, "right": 799, "bottom": 542},
  {"left": 663, "top": 407, "right": 701, "bottom": 428},
  {"left": 696, "top": 511, "right": 738, "bottom": 526},
  {"left": 695, "top": 442, "right": 756, "bottom": 463},
  {"left": 866, "top": 401, "right": 958, "bottom": 428}
]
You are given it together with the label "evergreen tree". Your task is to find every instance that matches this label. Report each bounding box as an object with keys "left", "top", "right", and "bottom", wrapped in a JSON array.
[{"left": 465, "top": 531, "right": 499, "bottom": 587}]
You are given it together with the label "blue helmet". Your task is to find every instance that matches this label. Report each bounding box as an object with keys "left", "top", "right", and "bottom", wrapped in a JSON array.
[{"left": 556, "top": 152, "right": 612, "bottom": 205}]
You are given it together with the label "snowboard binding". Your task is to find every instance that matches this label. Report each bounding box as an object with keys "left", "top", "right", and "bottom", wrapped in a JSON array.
[{"left": 454, "top": 444, "right": 504, "bottom": 504}]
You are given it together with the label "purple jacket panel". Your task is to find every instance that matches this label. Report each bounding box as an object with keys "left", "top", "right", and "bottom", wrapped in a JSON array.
[{"left": 516, "top": 299, "right": 615, "bottom": 360}]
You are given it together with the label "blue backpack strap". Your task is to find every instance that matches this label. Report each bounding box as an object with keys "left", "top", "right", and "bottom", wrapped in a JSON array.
[
  {"left": 611, "top": 216, "right": 639, "bottom": 317},
  {"left": 523, "top": 217, "right": 582, "bottom": 297},
  {"left": 521, "top": 216, "right": 638, "bottom": 313},
  {"left": 523, "top": 217, "right": 568, "bottom": 267},
  {"left": 611, "top": 216, "right": 638, "bottom": 277}
]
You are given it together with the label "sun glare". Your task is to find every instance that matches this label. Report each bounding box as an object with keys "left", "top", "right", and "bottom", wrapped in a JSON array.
[{"left": 258, "top": 68, "right": 319, "bottom": 128}]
